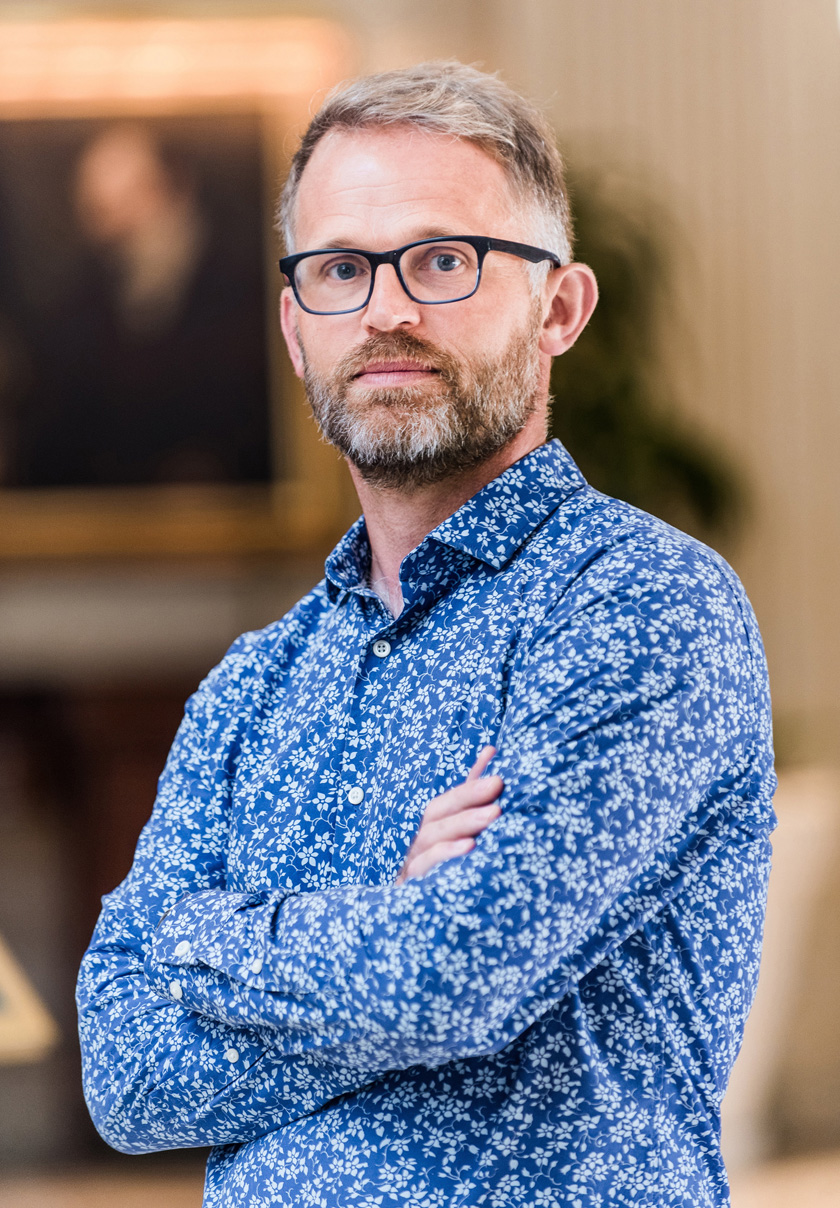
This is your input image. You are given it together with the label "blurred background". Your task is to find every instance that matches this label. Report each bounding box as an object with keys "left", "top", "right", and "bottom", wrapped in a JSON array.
[{"left": 0, "top": 1, "right": 838, "bottom": 1205}]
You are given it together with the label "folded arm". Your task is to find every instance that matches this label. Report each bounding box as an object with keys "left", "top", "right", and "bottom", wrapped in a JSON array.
[
  {"left": 144, "top": 541, "right": 775, "bottom": 1077},
  {"left": 77, "top": 629, "right": 398, "bottom": 1154}
]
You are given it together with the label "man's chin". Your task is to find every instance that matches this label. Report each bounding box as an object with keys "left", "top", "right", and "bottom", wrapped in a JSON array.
[{"left": 344, "top": 448, "right": 466, "bottom": 491}]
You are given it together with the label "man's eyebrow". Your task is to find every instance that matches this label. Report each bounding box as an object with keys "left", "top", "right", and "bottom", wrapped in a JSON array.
[
  {"left": 311, "top": 229, "right": 467, "bottom": 252},
  {"left": 407, "top": 228, "right": 465, "bottom": 242},
  {"left": 315, "top": 238, "right": 363, "bottom": 251}
]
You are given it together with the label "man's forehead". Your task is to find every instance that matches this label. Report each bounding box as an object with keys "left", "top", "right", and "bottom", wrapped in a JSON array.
[
  {"left": 303, "top": 124, "right": 505, "bottom": 177},
  {"left": 293, "top": 125, "right": 520, "bottom": 249}
]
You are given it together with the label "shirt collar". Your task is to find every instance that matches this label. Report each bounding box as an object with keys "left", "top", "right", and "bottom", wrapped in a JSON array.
[
  {"left": 427, "top": 439, "right": 586, "bottom": 569},
  {"left": 325, "top": 514, "right": 371, "bottom": 602},
  {"left": 324, "top": 439, "right": 587, "bottom": 601}
]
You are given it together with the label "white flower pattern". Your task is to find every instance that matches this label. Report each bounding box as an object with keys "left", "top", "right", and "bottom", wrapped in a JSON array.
[{"left": 77, "top": 440, "right": 776, "bottom": 1206}]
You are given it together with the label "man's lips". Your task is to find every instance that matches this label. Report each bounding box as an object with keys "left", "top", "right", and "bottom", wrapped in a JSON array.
[{"left": 352, "top": 360, "right": 440, "bottom": 387}]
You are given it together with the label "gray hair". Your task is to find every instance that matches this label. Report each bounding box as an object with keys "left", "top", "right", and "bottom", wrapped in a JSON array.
[{"left": 277, "top": 61, "right": 573, "bottom": 266}]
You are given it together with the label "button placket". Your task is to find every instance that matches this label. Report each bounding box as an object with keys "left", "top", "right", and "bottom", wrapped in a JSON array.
[{"left": 332, "top": 618, "right": 397, "bottom": 878}]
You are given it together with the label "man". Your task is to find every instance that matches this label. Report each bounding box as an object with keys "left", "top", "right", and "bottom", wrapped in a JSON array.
[{"left": 78, "top": 63, "right": 776, "bottom": 1207}]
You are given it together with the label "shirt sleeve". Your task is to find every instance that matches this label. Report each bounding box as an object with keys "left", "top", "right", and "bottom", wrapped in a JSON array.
[
  {"left": 76, "top": 629, "right": 391, "bottom": 1156},
  {"left": 144, "top": 535, "right": 777, "bottom": 1074}
]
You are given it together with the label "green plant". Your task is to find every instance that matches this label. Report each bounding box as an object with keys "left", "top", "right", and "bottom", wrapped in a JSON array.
[{"left": 550, "top": 170, "right": 742, "bottom": 541}]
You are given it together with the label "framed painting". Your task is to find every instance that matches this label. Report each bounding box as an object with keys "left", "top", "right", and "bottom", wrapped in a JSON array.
[{"left": 0, "top": 17, "right": 356, "bottom": 558}]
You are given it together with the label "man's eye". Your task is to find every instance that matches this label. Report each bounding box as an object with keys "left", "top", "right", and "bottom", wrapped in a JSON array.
[
  {"left": 328, "top": 260, "right": 361, "bottom": 281},
  {"left": 429, "top": 253, "right": 462, "bottom": 272}
]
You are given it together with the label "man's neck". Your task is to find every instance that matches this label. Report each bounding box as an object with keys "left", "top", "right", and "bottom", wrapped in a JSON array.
[{"left": 348, "top": 424, "right": 545, "bottom": 617}]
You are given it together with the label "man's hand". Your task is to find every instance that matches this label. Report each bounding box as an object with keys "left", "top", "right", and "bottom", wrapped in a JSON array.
[{"left": 396, "top": 746, "right": 503, "bottom": 883}]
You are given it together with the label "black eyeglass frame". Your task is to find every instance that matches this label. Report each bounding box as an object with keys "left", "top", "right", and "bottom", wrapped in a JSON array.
[{"left": 279, "top": 235, "right": 564, "bottom": 316}]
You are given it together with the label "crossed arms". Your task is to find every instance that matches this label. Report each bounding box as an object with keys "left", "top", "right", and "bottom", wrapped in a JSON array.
[{"left": 77, "top": 537, "right": 771, "bottom": 1154}]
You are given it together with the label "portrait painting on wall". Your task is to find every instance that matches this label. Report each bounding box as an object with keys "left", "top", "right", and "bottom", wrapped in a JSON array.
[{"left": 0, "top": 112, "right": 274, "bottom": 490}]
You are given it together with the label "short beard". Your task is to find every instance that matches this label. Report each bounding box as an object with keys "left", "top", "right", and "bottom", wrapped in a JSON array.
[{"left": 299, "top": 308, "right": 544, "bottom": 490}]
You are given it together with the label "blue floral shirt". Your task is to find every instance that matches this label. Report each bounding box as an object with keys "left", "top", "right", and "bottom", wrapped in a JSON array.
[{"left": 77, "top": 439, "right": 776, "bottom": 1207}]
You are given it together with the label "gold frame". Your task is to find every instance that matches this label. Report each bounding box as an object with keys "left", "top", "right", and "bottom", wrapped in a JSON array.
[
  {"left": 0, "top": 16, "right": 357, "bottom": 559},
  {"left": 0, "top": 932, "right": 59, "bottom": 1065}
]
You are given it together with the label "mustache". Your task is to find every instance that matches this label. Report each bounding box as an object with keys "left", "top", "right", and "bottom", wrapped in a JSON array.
[{"left": 331, "top": 331, "right": 463, "bottom": 386}]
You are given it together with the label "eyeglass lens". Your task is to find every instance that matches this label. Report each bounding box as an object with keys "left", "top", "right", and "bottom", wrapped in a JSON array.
[{"left": 293, "top": 240, "right": 481, "bottom": 313}]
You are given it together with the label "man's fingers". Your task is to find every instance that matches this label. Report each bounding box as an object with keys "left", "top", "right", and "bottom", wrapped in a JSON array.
[
  {"left": 400, "top": 838, "right": 475, "bottom": 882},
  {"left": 421, "top": 746, "right": 499, "bottom": 823},
  {"left": 421, "top": 773, "right": 503, "bottom": 822},
  {"left": 406, "top": 803, "right": 500, "bottom": 863},
  {"left": 466, "top": 745, "right": 496, "bottom": 782},
  {"left": 395, "top": 748, "right": 504, "bottom": 884}
]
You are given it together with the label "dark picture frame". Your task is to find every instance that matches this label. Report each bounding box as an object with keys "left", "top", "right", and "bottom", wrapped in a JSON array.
[{"left": 0, "top": 16, "right": 354, "bottom": 559}]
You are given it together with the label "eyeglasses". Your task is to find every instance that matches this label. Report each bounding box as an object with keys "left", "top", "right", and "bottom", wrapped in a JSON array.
[{"left": 279, "top": 235, "right": 563, "bottom": 316}]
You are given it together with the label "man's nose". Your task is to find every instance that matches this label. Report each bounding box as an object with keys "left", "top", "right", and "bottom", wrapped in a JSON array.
[{"left": 362, "top": 263, "right": 421, "bottom": 332}]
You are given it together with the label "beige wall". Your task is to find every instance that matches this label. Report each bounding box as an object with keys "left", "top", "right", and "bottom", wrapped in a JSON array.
[{"left": 347, "top": 0, "right": 840, "bottom": 768}]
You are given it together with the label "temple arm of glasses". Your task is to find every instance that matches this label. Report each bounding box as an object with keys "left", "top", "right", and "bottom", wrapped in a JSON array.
[{"left": 485, "top": 237, "right": 564, "bottom": 267}]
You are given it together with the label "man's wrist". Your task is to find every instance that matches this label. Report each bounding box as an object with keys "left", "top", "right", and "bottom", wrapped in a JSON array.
[{"left": 146, "top": 888, "right": 267, "bottom": 1002}]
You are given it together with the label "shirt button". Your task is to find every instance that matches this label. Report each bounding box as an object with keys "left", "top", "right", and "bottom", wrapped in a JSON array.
[
  {"left": 169, "top": 979, "right": 183, "bottom": 1001},
  {"left": 347, "top": 785, "right": 364, "bottom": 805},
  {"left": 372, "top": 639, "right": 391, "bottom": 658},
  {"left": 224, "top": 1047, "right": 240, "bottom": 1064},
  {"left": 250, "top": 957, "right": 263, "bottom": 975},
  {"left": 173, "top": 940, "right": 191, "bottom": 959}
]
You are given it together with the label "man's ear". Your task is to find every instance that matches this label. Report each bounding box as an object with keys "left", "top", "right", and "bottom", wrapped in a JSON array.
[
  {"left": 539, "top": 263, "right": 598, "bottom": 358},
  {"left": 280, "top": 288, "right": 305, "bottom": 379}
]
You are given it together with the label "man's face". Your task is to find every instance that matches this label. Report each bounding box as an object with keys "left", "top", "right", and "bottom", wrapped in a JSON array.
[{"left": 281, "top": 127, "right": 550, "bottom": 488}]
